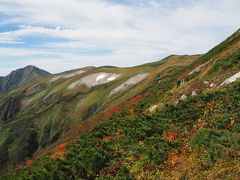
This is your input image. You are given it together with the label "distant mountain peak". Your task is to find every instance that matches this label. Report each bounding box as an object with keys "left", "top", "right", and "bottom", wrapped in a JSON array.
[
  {"left": 24, "top": 65, "right": 36, "bottom": 70},
  {"left": 0, "top": 65, "right": 50, "bottom": 93},
  {"left": 14, "top": 65, "right": 46, "bottom": 72}
]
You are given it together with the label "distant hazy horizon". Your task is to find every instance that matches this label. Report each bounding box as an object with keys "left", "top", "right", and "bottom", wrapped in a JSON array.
[{"left": 0, "top": 0, "right": 240, "bottom": 76}]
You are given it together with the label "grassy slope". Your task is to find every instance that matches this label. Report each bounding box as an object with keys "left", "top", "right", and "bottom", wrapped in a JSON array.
[
  {"left": 2, "top": 65, "right": 239, "bottom": 180},
  {"left": 0, "top": 55, "right": 199, "bottom": 172},
  {"left": 4, "top": 60, "right": 240, "bottom": 179},
  {"left": 1, "top": 29, "right": 240, "bottom": 178}
]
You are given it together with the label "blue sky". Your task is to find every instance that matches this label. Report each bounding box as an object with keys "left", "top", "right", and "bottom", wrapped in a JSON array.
[{"left": 0, "top": 0, "right": 239, "bottom": 76}]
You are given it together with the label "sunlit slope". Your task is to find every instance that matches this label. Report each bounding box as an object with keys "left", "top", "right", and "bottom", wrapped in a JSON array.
[
  {"left": 0, "top": 54, "right": 199, "bottom": 172},
  {"left": 3, "top": 28, "right": 240, "bottom": 179}
]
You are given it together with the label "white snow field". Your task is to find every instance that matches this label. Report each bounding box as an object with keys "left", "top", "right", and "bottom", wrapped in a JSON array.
[
  {"left": 50, "top": 70, "right": 85, "bottom": 83},
  {"left": 219, "top": 71, "right": 240, "bottom": 86},
  {"left": 67, "top": 72, "right": 121, "bottom": 89},
  {"left": 109, "top": 73, "right": 149, "bottom": 96}
]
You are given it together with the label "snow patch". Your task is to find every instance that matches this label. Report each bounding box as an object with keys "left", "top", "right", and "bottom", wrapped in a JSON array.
[
  {"left": 203, "top": 81, "right": 209, "bottom": 85},
  {"left": 219, "top": 72, "right": 240, "bottom": 86},
  {"left": 191, "top": 91, "right": 197, "bottom": 96},
  {"left": 96, "top": 74, "right": 106, "bottom": 81},
  {"left": 109, "top": 73, "right": 149, "bottom": 96},
  {"left": 68, "top": 80, "right": 81, "bottom": 89},
  {"left": 210, "top": 83, "right": 215, "bottom": 88},
  {"left": 50, "top": 70, "right": 85, "bottom": 82},
  {"left": 107, "top": 76, "right": 117, "bottom": 81},
  {"left": 180, "top": 94, "right": 187, "bottom": 100},
  {"left": 189, "top": 64, "right": 204, "bottom": 75},
  {"left": 68, "top": 72, "right": 120, "bottom": 89},
  {"left": 149, "top": 105, "right": 158, "bottom": 113}
]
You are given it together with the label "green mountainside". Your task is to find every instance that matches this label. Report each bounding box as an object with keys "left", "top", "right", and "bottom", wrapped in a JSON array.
[
  {"left": 0, "top": 29, "right": 240, "bottom": 179},
  {"left": 0, "top": 55, "right": 199, "bottom": 172}
]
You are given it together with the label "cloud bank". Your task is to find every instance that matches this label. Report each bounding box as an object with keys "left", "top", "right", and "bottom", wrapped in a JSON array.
[{"left": 0, "top": 0, "right": 239, "bottom": 75}]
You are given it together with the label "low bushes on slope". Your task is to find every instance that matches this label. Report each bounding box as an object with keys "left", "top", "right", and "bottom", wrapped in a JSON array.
[{"left": 2, "top": 80, "right": 240, "bottom": 179}]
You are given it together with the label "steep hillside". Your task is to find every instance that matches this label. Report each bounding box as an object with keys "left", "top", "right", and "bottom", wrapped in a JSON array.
[
  {"left": 0, "top": 29, "right": 240, "bottom": 179},
  {"left": 4, "top": 80, "right": 239, "bottom": 179},
  {"left": 0, "top": 55, "right": 199, "bottom": 172},
  {"left": 0, "top": 65, "right": 50, "bottom": 93}
]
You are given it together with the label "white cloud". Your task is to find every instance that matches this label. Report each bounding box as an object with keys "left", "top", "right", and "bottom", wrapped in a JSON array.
[{"left": 0, "top": 0, "right": 239, "bottom": 75}]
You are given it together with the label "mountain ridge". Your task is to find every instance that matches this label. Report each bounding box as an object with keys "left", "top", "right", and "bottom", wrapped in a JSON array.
[
  {"left": 0, "top": 28, "right": 239, "bottom": 179},
  {"left": 0, "top": 65, "right": 50, "bottom": 93}
]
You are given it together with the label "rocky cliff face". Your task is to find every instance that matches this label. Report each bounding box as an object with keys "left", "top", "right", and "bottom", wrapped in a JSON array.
[{"left": 0, "top": 65, "right": 50, "bottom": 93}]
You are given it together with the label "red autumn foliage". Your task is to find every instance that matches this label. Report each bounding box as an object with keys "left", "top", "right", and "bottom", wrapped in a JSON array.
[
  {"left": 178, "top": 72, "right": 190, "bottom": 80},
  {"left": 130, "top": 95, "right": 143, "bottom": 104},
  {"left": 50, "top": 143, "right": 67, "bottom": 159},
  {"left": 165, "top": 131, "right": 178, "bottom": 141},
  {"left": 101, "top": 94, "right": 145, "bottom": 119},
  {"left": 26, "top": 159, "right": 34, "bottom": 166},
  {"left": 53, "top": 143, "right": 67, "bottom": 150},
  {"left": 63, "top": 91, "right": 150, "bottom": 142}
]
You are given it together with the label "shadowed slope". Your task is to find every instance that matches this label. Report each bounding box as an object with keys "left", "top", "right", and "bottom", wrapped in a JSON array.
[{"left": 0, "top": 65, "right": 50, "bottom": 93}]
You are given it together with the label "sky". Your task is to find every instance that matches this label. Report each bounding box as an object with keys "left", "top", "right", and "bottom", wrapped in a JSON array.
[{"left": 0, "top": 0, "right": 239, "bottom": 76}]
